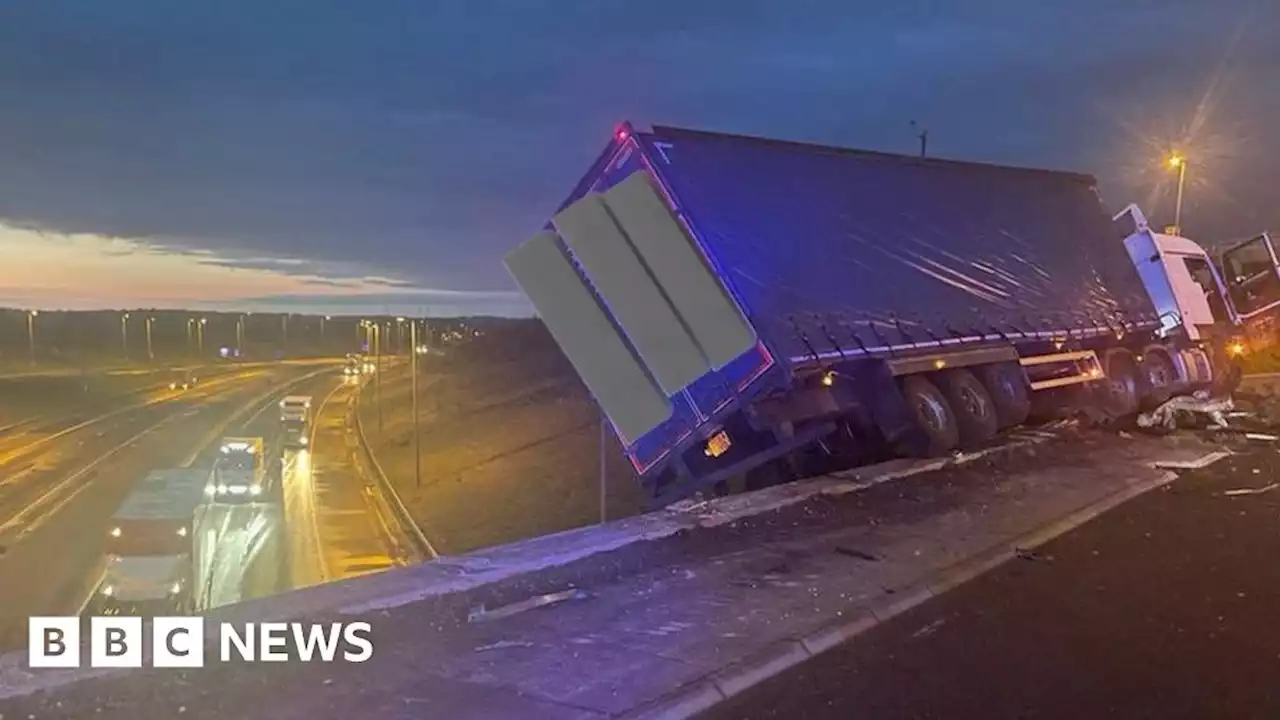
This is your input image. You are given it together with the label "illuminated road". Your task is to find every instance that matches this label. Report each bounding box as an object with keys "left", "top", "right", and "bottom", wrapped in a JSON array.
[
  {"left": 0, "top": 363, "right": 332, "bottom": 651},
  {"left": 195, "top": 370, "right": 407, "bottom": 609},
  {"left": 282, "top": 374, "right": 407, "bottom": 589}
]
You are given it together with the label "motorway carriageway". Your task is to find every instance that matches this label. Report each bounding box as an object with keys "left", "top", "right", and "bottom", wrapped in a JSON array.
[
  {"left": 0, "top": 363, "right": 330, "bottom": 650},
  {"left": 213, "top": 369, "right": 415, "bottom": 606}
]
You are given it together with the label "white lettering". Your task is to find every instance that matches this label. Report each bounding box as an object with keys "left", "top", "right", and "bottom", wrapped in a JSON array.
[
  {"left": 342, "top": 622, "right": 373, "bottom": 663},
  {"left": 220, "top": 623, "right": 255, "bottom": 662},
  {"left": 290, "top": 623, "right": 342, "bottom": 662},
  {"left": 259, "top": 622, "right": 289, "bottom": 661}
]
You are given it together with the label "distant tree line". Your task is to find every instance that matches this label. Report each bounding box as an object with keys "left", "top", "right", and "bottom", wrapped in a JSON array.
[{"left": 0, "top": 308, "right": 499, "bottom": 367}]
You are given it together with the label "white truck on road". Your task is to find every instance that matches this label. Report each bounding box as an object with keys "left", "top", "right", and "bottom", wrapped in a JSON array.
[{"left": 279, "top": 395, "right": 312, "bottom": 449}]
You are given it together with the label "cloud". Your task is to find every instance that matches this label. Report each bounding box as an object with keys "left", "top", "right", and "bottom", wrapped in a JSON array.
[{"left": 0, "top": 0, "right": 1275, "bottom": 309}]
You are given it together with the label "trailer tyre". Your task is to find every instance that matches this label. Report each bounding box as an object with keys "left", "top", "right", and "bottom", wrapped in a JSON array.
[
  {"left": 1138, "top": 350, "right": 1177, "bottom": 408},
  {"left": 973, "top": 362, "right": 1031, "bottom": 429},
  {"left": 899, "top": 375, "right": 960, "bottom": 456},
  {"left": 935, "top": 369, "right": 1000, "bottom": 448},
  {"left": 1101, "top": 349, "right": 1140, "bottom": 416}
]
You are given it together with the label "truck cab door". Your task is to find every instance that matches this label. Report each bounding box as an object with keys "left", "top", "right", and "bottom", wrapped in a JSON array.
[{"left": 1219, "top": 232, "right": 1280, "bottom": 321}]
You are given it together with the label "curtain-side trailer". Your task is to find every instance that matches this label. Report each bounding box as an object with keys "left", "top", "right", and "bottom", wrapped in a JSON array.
[{"left": 507, "top": 123, "right": 1251, "bottom": 506}]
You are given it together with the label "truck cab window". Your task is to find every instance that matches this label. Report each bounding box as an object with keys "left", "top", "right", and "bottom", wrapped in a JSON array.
[
  {"left": 1221, "top": 235, "right": 1280, "bottom": 316},
  {"left": 1183, "top": 256, "right": 1229, "bottom": 321}
]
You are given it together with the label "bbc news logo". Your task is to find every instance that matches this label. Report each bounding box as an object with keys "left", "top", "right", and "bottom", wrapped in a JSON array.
[{"left": 29, "top": 617, "right": 373, "bottom": 668}]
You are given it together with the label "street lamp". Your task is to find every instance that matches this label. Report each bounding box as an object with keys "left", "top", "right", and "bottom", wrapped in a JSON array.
[
  {"left": 26, "top": 310, "right": 38, "bottom": 366},
  {"left": 197, "top": 317, "right": 207, "bottom": 355},
  {"left": 145, "top": 316, "right": 154, "bottom": 362},
  {"left": 321, "top": 315, "right": 330, "bottom": 348},
  {"left": 120, "top": 312, "right": 130, "bottom": 360},
  {"left": 410, "top": 319, "right": 420, "bottom": 488},
  {"left": 1168, "top": 152, "right": 1188, "bottom": 235}
]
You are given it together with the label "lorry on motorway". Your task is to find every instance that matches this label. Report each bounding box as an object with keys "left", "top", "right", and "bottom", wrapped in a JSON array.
[
  {"left": 279, "top": 395, "right": 312, "bottom": 449},
  {"left": 506, "top": 123, "right": 1257, "bottom": 506},
  {"left": 208, "top": 437, "right": 268, "bottom": 502},
  {"left": 92, "top": 468, "right": 209, "bottom": 615}
]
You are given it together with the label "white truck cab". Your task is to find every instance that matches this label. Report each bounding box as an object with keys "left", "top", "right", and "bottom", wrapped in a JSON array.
[{"left": 1115, "top": 204, "right": 1280, "bottom": 346}]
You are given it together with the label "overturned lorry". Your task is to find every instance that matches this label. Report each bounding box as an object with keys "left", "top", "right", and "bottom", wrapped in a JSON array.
[{"left": 507, "top": 123, "right": 1260, "bottom": 505}]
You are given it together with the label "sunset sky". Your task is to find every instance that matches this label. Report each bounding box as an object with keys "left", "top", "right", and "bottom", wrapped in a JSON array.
[{"left": 0, "top": 1, "right": 1275, "bottom": 315}]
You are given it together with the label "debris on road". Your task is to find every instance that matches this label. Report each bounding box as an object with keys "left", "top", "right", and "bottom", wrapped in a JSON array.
[
  {"left": 1137, "top": 392, "right": 1234, "bottom": 431},
  {"left": 1014, "top": 547, "right": 1048, "bottom": 562},
  {"left": 467, "top": 588, "right": 590, "bottom": 623},
  {"left": 835, "top": 546, "right": 879, "bottom": 561},
  {"left": 910, "top": 618, "right": 947, "bottom": 639},
  {"left": 473, "top": 640, "right": 534, "bottom": 652},
  {"left": 1222, "top": 483, "right": 1279, "bottom": 497}
]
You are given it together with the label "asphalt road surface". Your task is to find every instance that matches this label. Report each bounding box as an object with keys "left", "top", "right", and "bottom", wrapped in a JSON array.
[
  {"left": 197, "top": 370, "right": 407, "bottom": 608},
  {"left": 0, "top": 364, "right": 330, "bottom": 651},
  {"left": 705, "top": 444, "right": 1280, "bottom": 720}
]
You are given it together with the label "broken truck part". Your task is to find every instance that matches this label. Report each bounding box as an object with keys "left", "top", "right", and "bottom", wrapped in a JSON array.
[{"left": 506, "top": 123, "right": 1261, "bottom": 506}]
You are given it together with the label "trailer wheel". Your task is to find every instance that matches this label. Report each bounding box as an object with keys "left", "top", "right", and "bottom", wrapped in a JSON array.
[
  {"left": 899, "top": 375, "right": 960, "bottom": 456},
  {"left": 1101, "top": 349, "right": 1140, "bottom": 416},
  {"left": 973, "top": 362, "right": 1031, "bottom": 429},
  {"left": 935, "top": 369, "right": 999, "bottom": 448},
  {"left": 1138, "top": 350, "right": 1177, "bottom": 408}
]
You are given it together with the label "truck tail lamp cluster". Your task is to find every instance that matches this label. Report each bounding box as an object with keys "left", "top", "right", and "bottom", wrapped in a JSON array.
[{"left": 504, "top": 171, "right": 756, "bottom": 443}]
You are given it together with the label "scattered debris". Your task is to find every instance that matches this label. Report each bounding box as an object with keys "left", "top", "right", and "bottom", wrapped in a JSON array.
[
  {"left": 474, "top": 640, "right": 534, "bottom": 652},
  {"left": 1137, "top": 392, "right": 1234, "bottom": 431},
  {"left": 835, "top": 546, "right": 879, "bottom": 561},
  {"left": 1244, "top": 433, "right": 1279, "bottom": 442},
  {"left": 468, "top": 588, "right": 590, "bottom": 623},
  {"left": 910, "top": 618, "right": 947, "bottom": 639},
  {"left": 1222, "top": 483, "right": 1279, "bottom": 497},
  {"left": 1014, "top": 547, "right": 1046, "bottom": 562}
]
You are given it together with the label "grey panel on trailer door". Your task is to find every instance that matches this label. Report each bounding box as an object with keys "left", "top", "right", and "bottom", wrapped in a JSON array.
[
  {"left": 601, "top": 172, "right": 757, "bottom": 369},
  {"left": 504, "top": 231, "right": 673, "bottom": 443},
  {"left": 554, "top": 193, "right": 708, "bottom": 395}
]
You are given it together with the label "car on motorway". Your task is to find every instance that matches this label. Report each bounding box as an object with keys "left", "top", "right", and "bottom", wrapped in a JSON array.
[
  {"left": 168, "top": 373, "right": 199, "bottom": 391},
  {"left": 207, "top": 438, "right": 268, "bottom": 502}
]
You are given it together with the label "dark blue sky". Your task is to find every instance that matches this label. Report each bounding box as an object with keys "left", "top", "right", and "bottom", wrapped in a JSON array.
[{"left": 0, "top": 1, "right": 1275, "bottom": 314}]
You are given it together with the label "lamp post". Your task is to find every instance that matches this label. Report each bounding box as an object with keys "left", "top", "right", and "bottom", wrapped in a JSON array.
[
  {"left": 186, "top": 318, "right": 195, "bottom": 357},
  {"left": 26, "top": 310, "right": 38, "bottom": 366},
  {"left": 197, "top": 317, "right": 207, "bottom": 356},
  {"left": 1168, "top": 153, "right": 1188, "bottom": 235},
  {"left": 120, "top": 312, "right": 130, "bottom": 360},
  {"left": 145, "top": 316, "right": 154, "bottom": 362},
  {"left": 410, "top": 319, "right": 420, "bottom": 488},
  {"left": 321, "top": 315, "right": 330, "bottom": 349},
  {"left": 372, "top": 322, "right": 382, "bottom": 433}
]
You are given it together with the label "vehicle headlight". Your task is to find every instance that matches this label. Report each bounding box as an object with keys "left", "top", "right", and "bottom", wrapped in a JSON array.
[
  {"left": 300, "top": 436, "right": 308, "bottom": 445},
  {"left": 109, "top": 527, "right": 121, "bottom": 537},
  {"left": 169, "top": 582, "right": 182, "bottom": 595},
  {"left": 217, "top": 483, "right": 229, "bottom": 494},
  {"left": 249, "top": 485, "right": 263, "bottom": 496},
  {"left": 205, "top": 484, "right": 216, "bottom": 496},
  {"left": 101, "top": 585, "right": 114, "bottom": 597},
  {"left": 176, "top": 526, "right": 188, "bottom": 537},
  {"left": 169, "top": 382, "right": 177, "bottom": 390}
]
